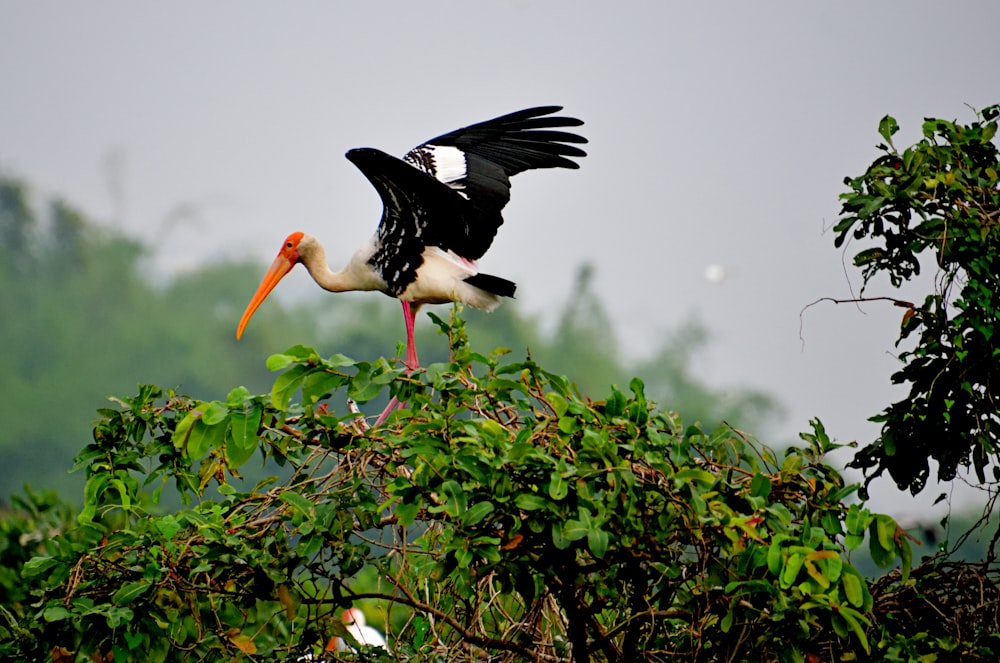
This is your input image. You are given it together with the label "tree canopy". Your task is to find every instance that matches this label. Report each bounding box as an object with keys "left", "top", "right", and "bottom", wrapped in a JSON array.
[
  {"left": 833, "top": 104, "right": 1000, "bottom": 496},
  {"left": 3, "top": 316, "right": 912, "bottom": 662}
]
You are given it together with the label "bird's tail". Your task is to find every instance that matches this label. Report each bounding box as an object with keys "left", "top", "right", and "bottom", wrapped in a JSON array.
[{"left": 464, "top": 272, "right": 516, "bottom": 298}]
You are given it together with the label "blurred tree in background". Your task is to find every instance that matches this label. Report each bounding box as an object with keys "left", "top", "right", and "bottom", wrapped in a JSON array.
[{"left": 0, "top": 174, "right": 780, "bottom": 498}]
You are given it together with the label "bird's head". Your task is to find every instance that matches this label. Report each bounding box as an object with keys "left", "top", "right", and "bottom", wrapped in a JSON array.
[
  {"left": 342, "top": 608, "right": 366, "bottom": 626},
  {"left": 236, "top": 231, "right": 307, "bottom": 339}
]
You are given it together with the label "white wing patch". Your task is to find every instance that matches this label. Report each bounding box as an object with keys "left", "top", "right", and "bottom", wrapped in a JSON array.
[
  {"left": 405, "top": 144, "right": 466, "bottom": 184},
  {"left": 427, "top": 144, "right": 466, "bottom": 184}
]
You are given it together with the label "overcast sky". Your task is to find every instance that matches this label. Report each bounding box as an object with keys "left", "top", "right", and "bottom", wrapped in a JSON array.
[{"left": 3, "top": 2, "right": 998, "bottom": 519}]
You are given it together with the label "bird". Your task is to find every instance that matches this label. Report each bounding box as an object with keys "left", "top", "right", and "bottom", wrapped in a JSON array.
[
  {"left": 236, "top": 106, "right": 587, "bottom": 421},
  {"left": 327, "top": 607, "right": 387, "bottom": 652}
]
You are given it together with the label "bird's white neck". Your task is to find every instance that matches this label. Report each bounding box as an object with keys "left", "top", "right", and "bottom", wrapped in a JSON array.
[{"left": 299, "top": 233, "right": 383, "bottom": 293}]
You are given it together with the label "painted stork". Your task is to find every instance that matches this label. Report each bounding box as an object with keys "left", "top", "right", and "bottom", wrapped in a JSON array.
[
  {"left": 327, "top": 607, "right": 387, "bottom": 652},
  {"left": 236, "top": 106, "right": 587, "bottom": 420}
]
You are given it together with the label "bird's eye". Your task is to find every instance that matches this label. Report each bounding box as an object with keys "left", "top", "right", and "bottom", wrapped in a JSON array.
[{"left": 286, "top": 242, "right": 293, "bottom": 248}]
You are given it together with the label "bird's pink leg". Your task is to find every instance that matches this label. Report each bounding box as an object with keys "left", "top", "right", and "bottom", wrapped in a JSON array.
[
  {"left": 402, "top": 300, "right": 420, "bottom": 371},
  {"left": 374, "top": 301, "right": 420, "bottom": 426}
]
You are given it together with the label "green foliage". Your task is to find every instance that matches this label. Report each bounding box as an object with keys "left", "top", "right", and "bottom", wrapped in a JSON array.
[
  {"left": 834, "top": 105, "right": 1000, "bottom": 494},
  {"left": 3, "top": 315, "right": 909, "bottom": 662}
]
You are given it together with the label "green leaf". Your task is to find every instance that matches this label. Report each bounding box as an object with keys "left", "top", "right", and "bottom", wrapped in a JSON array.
[
  {"left": 767, "top": 535, "right": 790, "bottom": 575},
  {"left": 325, "top": 353, "right": 356, "bottom": 367},
  {"left": 551, "top": 522, "right": 571, "bottom": 550},
  {"left": 766, "top": 503, "right": 793, "bottom": 525},
  {"left": 558, "top": 416, "right": 580, "bottom": 435},
  {"left": 453, "top": 547, "right": 474, "bottom": 568},
  {"left": 271, "top": 364, "right": 310, "bottom": 410},
  {"left": 395, "top": 502, "right": 420, "bottom": 527},
  {"left": 21, "top": 556, "right": 59, "bottom": 578},
  {"left": 720, "top": 608, "right": 734, "bottom": 632},
  {"left": 113, "top": 581, "right": 152, "bottom": 605},
  {"left": 302, "top": 371, "right": 347, "bottom": 405},
  {"left": 605, "top": 386, "right": 625, "bottom": 417},
  {"left": 780, "top": 552, "right": 804, "bottom": 588},
  {"left": 803, "top": 551, "right": 837, "bottom": 588},
  {"left": 347, "top": 365, "right": 387, "bottom": 403},
  {"left": 629, "top": 376, "right": 646, "bottom": 400},
  {"left": 780, "top": 453, "right": 803, "bottom": 474},
  {"left": 874, "top": 514, "right": 896, "bottom": 552},
  {"left": 674, "top": 467, "right": 715, "bottom": 488},
  {"left": 750, "top": 473, "right": 771, "bottom": 498},
  {"left": 837, "top": 606, "right": 871, "bottom": 654},
  {"left": 266, "top": 353, "right": 295, "bottom": 371},
  {"left": 548, "top": 471, "right": 569, "bottom": 500},
  {"left": 429, "top": 480, "right": 467, "bottom": 518},
  {"left": 842, "top": 567, "right": 866, "bottom": 608},
  {"left": 43, "top": 605, "right": 73, "bottom": 622},
  {"left": 283, "top": 344, "right": 320, "bottom": 361},
  {"left": 172, "top": 411, "right": 200, "bottom": 450},
  {"left": 868, "top": 537, "right": 895, "bottom": 568},
  {"left": 878, "top": 114, "right": 899, "bottom": 144},
  {"left": 587, "top": 524, "right": 609, "bottom": 558},
  {"left": 280, "top": 491, "right": 315, "bottom": 518},
  {"left": 200, "top": 401, "right": 229, "bottom": 426},
  {"left": 230, "top": 405, "right": 261, "bottom": 450},
  {"left": 187, "top": 419, "right": 227, "bottom": 459},
  {"left": 845, "top": 504, "right": 868, "bottom": 536},
  {"left": 78, "top": 474, "right": 109, "bottom": 523},
  {"left": 155, "top": 514, "right": 182, "bottom": 539},
  {"left": 547, "top": 392, "right": 568, "bottom": 416},
  {"left": 514, "top": 493, "right": 551, "bottom": 511},
  {"left": 226, "top": 405, "right": 262, "bottom": 467},
  {"left": 899, "top": 533, "right": 912, "bottom": 583},
  {"left": 110, "top": 478, "right": 133, "bottom": 511},
  {"left": 461, "top": 501, "right": 495, "bottom": 526},
  {"left": 553, "top": 518, "right": 587, "bottom": 549},
  {"left": 225, "top": 386, "right": 251, "bottom": 407}
]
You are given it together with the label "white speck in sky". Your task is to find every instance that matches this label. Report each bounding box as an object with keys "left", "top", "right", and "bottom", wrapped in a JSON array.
[{"left": 704, "top": 264, "right": 726, "bottom": 283}]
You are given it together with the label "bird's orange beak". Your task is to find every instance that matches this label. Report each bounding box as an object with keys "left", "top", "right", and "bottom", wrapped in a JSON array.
[{"left": 236, "top": 244, "right": 299, "bottom": 339}]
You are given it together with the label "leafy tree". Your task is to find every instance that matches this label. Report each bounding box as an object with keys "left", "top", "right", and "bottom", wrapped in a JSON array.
[
  {"left": 2, "top": 314, "right": 909, "bottom": 662},
  {"left": 832, "top": 104, "right": 1000, "bottom": 496}
]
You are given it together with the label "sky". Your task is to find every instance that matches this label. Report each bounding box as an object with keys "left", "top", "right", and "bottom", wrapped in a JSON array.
[{"left": 3, "top": 2, "right": 999, "bottom": 521}]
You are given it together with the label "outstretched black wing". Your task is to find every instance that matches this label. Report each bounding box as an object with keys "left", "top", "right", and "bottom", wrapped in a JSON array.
[
  {"left": 345, "top": 107, "right": 587, "bottom": 294},
  {"left": 402, "top": 105, "right": 587, "bottom": 260}
]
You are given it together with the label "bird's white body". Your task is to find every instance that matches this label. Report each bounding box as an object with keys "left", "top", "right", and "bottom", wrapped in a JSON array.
[{"left": 400, "top": 246, "right": 501, "bottom": 311}]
